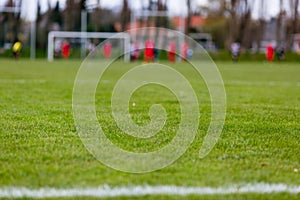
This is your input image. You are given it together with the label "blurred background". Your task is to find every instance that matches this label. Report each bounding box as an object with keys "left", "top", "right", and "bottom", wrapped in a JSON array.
[{"left": 0, "top": 0, "right": 300, "bottom": 60}]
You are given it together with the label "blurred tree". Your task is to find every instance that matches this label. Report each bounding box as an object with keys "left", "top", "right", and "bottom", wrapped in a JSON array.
[
  {"left": 36, "top": 0, "right": 53, "bottom": 49},
  {"left": 200, "top": 0, "right": 254, "bottom": 49},
  {"left": 145, "top": 0, "right": 168, "bottom": 27},
  {"left": 203, "top": 17, "right": 229, "bottom": 49},
  {"left": 120, "top": 0, "right": 131, "bottom": 31},
  {"left": 148, "top": 0, "right": 157, "bottom": 11},
  {"left": 286, "top": 0, "right": 299, "bottom": 50},
  {"left": 51, "top": 1, "right": 62, "bottom": 26},
  {"left": 90, "top": 7, "right": 101, "bottom": 32},
  {"left": 62, "top": 0, "right": 81, "bottom": 31},
  {"left": 253, "top": 0, "right": 266, "bottom": 53},
  {"left": 225, "top": 0, "right": 256, "bottom": 49},
  {"left": 186, "top": 0, "right": 192, "bottom": 34},
  {"left": 276, "top": 0, "right": 285, "bottom": 46},
  {"left": 199, "top": 0, "right": 228, "bottom": 48},
  {"left": 156, "top": 0, "right": 168, "bottom": 27},
  {"left": 227, "top": 0, "right": 238, "bottom": 46},
  {"left": 292, "top": 0, "right": 299, "bottom": 32},
  {"left": 90, "top": 6, "right": 118, "bottom": 32},
  {"left": 3, "top": 0, "right": 22, "bottom": 43},
  {"left": 237, "top": 0, "right": 254, "bottom": 49},
  {"left": 80, "top": 0, "right": 87, "bottom": 11}
]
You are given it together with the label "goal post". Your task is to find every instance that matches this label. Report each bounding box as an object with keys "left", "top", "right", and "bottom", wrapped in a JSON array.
[{"left": 47, "top": 31, "right": 130, "bottom": 62}]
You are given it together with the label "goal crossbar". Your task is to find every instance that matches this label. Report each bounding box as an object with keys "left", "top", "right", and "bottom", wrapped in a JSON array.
[{"left": 47, "top": 31, "right": 130, "bottom": 62}]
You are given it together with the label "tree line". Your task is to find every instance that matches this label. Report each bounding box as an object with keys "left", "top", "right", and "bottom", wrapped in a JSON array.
[
  {"left": 199, "top": 0, "right": 300, "bottom": 50},
  {"left": 0, "top": 0, "right": 299, "bottom": 51}
]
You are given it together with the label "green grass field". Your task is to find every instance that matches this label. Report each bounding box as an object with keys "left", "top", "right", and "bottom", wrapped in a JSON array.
[{"left": 0, "top": 59, "right": 299, "bottom": 199}]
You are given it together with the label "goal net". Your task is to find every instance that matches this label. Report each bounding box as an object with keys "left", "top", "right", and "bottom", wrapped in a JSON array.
[{"left": 47, "top": 31, "right": 130, "bottom": 61}]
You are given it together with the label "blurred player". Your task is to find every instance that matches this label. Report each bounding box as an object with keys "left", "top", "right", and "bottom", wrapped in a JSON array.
[
  {"left": 61, "top": 40, "right": 70, "bottom": 59},
  {"left": 187, "top": 48, "right": 193, "bottom": 60},
  {"left": 130, "top": 42, "right": 140, "bottom": 62},
  {"left": 54, "top": 39, "right": 62, "bottom": 58},
  {"left": 276, "top": 45, "right": 285, "bottom": 61},
  {"left": 12, "top": 40, "right": 22, "bottom": 59},
  {"left": 88, "top": 42, "right": 97, "bottom": 58},
  {"left": 103, "top": 42, "right": 112, "bottom": 59},
  {"left": 266, "top": 45, "right": 274, "bottom": 62},
  {"left": 181, "top": 43, "right": 189, "bottom": 62},
  {"left": 144, "top": 40, "right": 155, "bottom": 62},
  {"left": 231, "top": 42, "right": 240, "bottom": 61},
  {"left": 168, "top": 41, "right": 176, "bottom": 63},
  {"left": 154, "top": 47, "right": 159, "bottom": 62}
]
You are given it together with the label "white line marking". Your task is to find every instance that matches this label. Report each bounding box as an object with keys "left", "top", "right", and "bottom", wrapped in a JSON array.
[
  {"left": 226, "top": 81, "right": 300, "bottom": 87},
  {"left": 0, "top": 79, "right": 46, "bottom": 84},
  {"left": 0, "top": 183, "right": 300, "bottom": 198}
]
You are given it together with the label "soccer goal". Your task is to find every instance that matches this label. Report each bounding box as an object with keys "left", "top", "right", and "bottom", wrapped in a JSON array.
[{"left": 47, "top": 31, "right": 130, "bottom": 61}]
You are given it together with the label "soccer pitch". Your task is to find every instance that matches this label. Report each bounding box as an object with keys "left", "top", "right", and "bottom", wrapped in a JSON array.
[{"left": 0, "top": 59, "right": 299, "bottom": 199}]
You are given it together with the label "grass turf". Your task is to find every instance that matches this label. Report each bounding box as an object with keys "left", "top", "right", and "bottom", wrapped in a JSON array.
[{"left": 0, "top": 59, "right": 299, "bottom": 199}]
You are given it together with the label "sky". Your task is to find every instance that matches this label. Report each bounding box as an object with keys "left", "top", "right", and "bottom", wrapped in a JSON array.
[{"left": 0, "top": 0, "right": 287, "bottom": 21}]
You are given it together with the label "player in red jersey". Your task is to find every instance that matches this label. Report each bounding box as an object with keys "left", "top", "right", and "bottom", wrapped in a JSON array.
[
  {"left": 61, "top": 40, "right": 70, "bottom": 59},
  {"left": 103, "top": 42, "right": 112, "bottom": 59},
  {"left": 168, "top": 41, "right": 176, "bottom": 63},
  {"left": 144, "top": 40, "right": 155, "bottom": 62},
  {"left": 181, "top": 43, "right": 189, "bottom": 62},
  {"left": 266, "top": 45, "right": 274, "bottom": 62}
]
